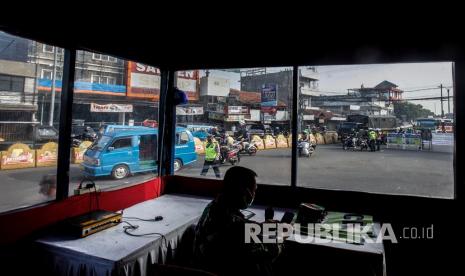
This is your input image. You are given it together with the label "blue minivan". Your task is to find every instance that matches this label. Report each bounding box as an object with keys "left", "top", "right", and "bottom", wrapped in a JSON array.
[
  {"left": 98, "top": 124, "right": 146, "bottom": 137},
  {"left": 181, "top": 124, "right": 214, "bottom": 141},
  {"left": 81, "top": 127, "right": 197, "bottom": 179}
]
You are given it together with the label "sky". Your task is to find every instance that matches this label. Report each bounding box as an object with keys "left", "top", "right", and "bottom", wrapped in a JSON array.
[
  {"left": 316, "top": 62, "right": 454, "bottom": 115},
  {"left": 203, "top": 62, "right": 454, "bottom": 115}
]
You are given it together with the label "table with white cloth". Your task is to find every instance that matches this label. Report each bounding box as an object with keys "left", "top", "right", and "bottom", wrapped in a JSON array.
[
  {"left": 35, "top": 195, "right": 385, "bottom": 276},
  {"left": 35, "top": 194, "right": 212, "bottom": 276}
]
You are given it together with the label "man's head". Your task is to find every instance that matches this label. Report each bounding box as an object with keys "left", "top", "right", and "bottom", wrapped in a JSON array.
[
  {"left": 222, "top": 166, "right": 257, "bottom": 209},
  {"left": 207, "top": 134, "right": 213, "bottom": 143}
]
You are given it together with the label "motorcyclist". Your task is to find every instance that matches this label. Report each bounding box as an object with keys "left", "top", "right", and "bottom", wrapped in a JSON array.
[
  {"left": 235, "top": 125, "right": 249, "bottom": 141},
  {"left": 299, "top": 130, "right": 310, "bottom": 143},
  {"left": 225, "top": 133, "right": 235, "bottom": 147},
  {"left": 344, "top": 128, "right": 357, "bottom": 148},
  {"left": 210, "top": 127, "right": 221, "bottom": 141}
]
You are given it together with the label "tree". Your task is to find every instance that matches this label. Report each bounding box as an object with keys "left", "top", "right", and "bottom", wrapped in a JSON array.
[{"left": 393, "top": 101, "right": 434, "bottom": 122}]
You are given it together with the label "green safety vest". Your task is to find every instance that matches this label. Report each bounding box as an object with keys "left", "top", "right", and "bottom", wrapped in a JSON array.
[
  {"left": 369, "top": 131, "right": 377, "bottom": 140},
  {"left": 205, "top": 142, "right": 218, "bottom": 161}
]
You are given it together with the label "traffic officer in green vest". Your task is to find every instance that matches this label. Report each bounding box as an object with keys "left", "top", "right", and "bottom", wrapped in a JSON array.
[
  {"left": 201, "top": 134, "right": 221, "bottom": 178},
  {"left": 368, "top": 128, "right": 377, "bottom": 152}
]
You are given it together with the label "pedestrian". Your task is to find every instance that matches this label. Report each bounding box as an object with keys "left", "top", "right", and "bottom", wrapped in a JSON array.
[{"left": 201, "top": 135, "right": 221, "bottom": 178}]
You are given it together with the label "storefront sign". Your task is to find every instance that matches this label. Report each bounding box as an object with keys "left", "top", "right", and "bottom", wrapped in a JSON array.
[
  {"left": 127, "top": 62, "right": 199, "bottom": 100},
  {"left": 224, "top": 114, "right": 251, "bottom": 122},
  {"left": 176, "top": 106, "right": 204, "bottom": 115},
  {"left": 208, "top": 112, "right": 224, "bottom": 121},
  {"left": 261, "top": 84, "right": 278, "bottom": 107},
  {"left": 91, "top": 103, "right": 133, "bottom": 113},
  {"left": 227, "top": 106, "right": 249, "bottom": 115}
]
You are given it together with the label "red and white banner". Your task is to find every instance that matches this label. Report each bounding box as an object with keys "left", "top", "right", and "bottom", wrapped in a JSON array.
[{"left": 126, "top": 62, "right": 199, "bottom": 101}]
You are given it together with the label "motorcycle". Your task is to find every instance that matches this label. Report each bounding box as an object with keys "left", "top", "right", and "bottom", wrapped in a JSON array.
[
  {"left": 357, "top": 138, "right": 369, "bottom": 151},
  {"left": 298, "top": 141, "right": 314, "bottom": 157},
  {"left": 72, "top": 138, "right": 82, "bottom": 148},
  {"left": 219, "top": 145, "right": 241, "bottom": 165},
  {"left": 343, "top": 135, "right": 357, "bottom": 151},
  {"left": 237, "top": 139, "right": 257, "bottom": 155}
]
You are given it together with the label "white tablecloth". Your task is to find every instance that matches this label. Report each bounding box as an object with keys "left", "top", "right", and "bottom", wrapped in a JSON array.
[{"left": 36, "top": 194, "right": 212, "bottom": 276}]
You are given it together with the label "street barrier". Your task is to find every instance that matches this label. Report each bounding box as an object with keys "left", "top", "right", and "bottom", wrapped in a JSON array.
[
  {"left": 36, "top": 142, "right": 58, "bottom": 167},
  {"left": 315, "top": 133, "right": 325, "bottom": 145},
  {"left": 71, "top": 141, "right": 93, "bottom": 164},
  {"left": 264, "top": 135, "right": 277, "bottom": 149},
  {"left": 386, "top": 133, "right": 421, "bottom": 150},
  {"left": 275, "top": 134, "right": 289, "bottom": 148},
  {"left": 432, "top": 133, "right": 453, "bottom": 153},
  {"left": 287, "top": 135, "right": 293, "bottom": 147},
  {"left": 251, "top": 135, "right": 264, "bottom": 150},
  {"left": 323, "top": 131, "right": 338, "bottom": 144},
  {"left": 0, "top": 143, "right": 35, "bottom": 170}
]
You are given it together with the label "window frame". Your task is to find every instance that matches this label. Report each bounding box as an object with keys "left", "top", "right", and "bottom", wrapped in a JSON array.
[
  {"left": 92, "top": 53, "right": 102, "bottom": 60},
  {"left": 2, "top": 40, "right": 458, "bottom": 214},
  {"left": 110, "top": 137, "right": 133, "bottom": 150},
  {"left": 41, "top": 69, "right": 53, "bottom": 80}
]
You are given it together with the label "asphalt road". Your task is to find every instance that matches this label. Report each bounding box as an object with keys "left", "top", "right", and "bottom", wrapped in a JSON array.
[
  {"left": 177, "top": 144, "right": 454, "bottom": 198},
  {"left": 0, "top": 144, "right": 454, "bottom": 213}
]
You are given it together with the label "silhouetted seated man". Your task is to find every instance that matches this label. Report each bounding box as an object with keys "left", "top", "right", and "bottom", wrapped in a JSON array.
[{"left": 193, "top": 166, "right": 282, "bottom": 276}]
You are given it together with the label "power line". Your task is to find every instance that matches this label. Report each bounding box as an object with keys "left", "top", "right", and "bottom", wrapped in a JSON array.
[{"left": 400, "top": 96, "right": 453, "bottom": 101}]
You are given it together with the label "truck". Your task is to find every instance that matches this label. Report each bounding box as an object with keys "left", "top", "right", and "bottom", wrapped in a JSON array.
[
  {"left": 337, "top": 114, "right": 398, "bottom": 139},
  {"left": 346, "top": 114, "right": 397, "bottom": 130}
]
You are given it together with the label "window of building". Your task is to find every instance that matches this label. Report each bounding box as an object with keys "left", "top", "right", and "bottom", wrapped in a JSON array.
[
  {"left": 43, "top": 44, "right": 54, "bottom": 53},
  {"left": 92, "top": 53, "right": 117, "bottom": 62},
  {"left": 0, "top": 74, "right": 24, "bottom": 92},
  {"left": 41, "top": 69, "right": 53, "bottom": 80},
  {"left": 91, "top": 75, "right": 115, "bottom": 85},
  {"left": 92, "top": 53, "right": 102, "bottom": 60}
]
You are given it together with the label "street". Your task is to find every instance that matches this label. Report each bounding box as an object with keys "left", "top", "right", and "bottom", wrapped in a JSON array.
[
  {"left": 0, "top": 144, "right": 454, "bottom": 213},
  {"left": 177, "top": 144, "right": 454, "bottom": 198}
]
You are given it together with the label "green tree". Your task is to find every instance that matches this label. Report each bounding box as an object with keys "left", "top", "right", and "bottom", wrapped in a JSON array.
[{"left": 393, "top": 101, "right": 434, "bottom": 121}]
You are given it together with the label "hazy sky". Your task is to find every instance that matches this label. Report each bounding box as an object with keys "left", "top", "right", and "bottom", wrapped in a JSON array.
[
  {"left": 204, "top": 62, "right": 454, "bottom": 115},
  {"left": 316, "top": 62, "right": 454, "bottom": 115}
]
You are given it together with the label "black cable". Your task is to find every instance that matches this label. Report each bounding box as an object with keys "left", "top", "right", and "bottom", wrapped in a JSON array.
[
  {"left": 123, "top": 216, "right": 160, "bottom": 222},
  {"left": 121, "top": 221, "right": 168, "bottom": 248}
]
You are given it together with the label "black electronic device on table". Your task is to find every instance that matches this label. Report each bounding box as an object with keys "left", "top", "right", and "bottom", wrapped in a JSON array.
[{"left": 66, "top": 210, "right": 122, "bottom": 238}]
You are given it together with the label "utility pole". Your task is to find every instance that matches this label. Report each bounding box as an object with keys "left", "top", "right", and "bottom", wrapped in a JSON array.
[
  {"left": 439, "top": 84, "right": 444, "bottom": 118},
  {"left": 447, "top": 89, "right": 450, "bottom": 115},
  {"left": 49, "top": 47, "right": 58, "bottom": 126}
]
